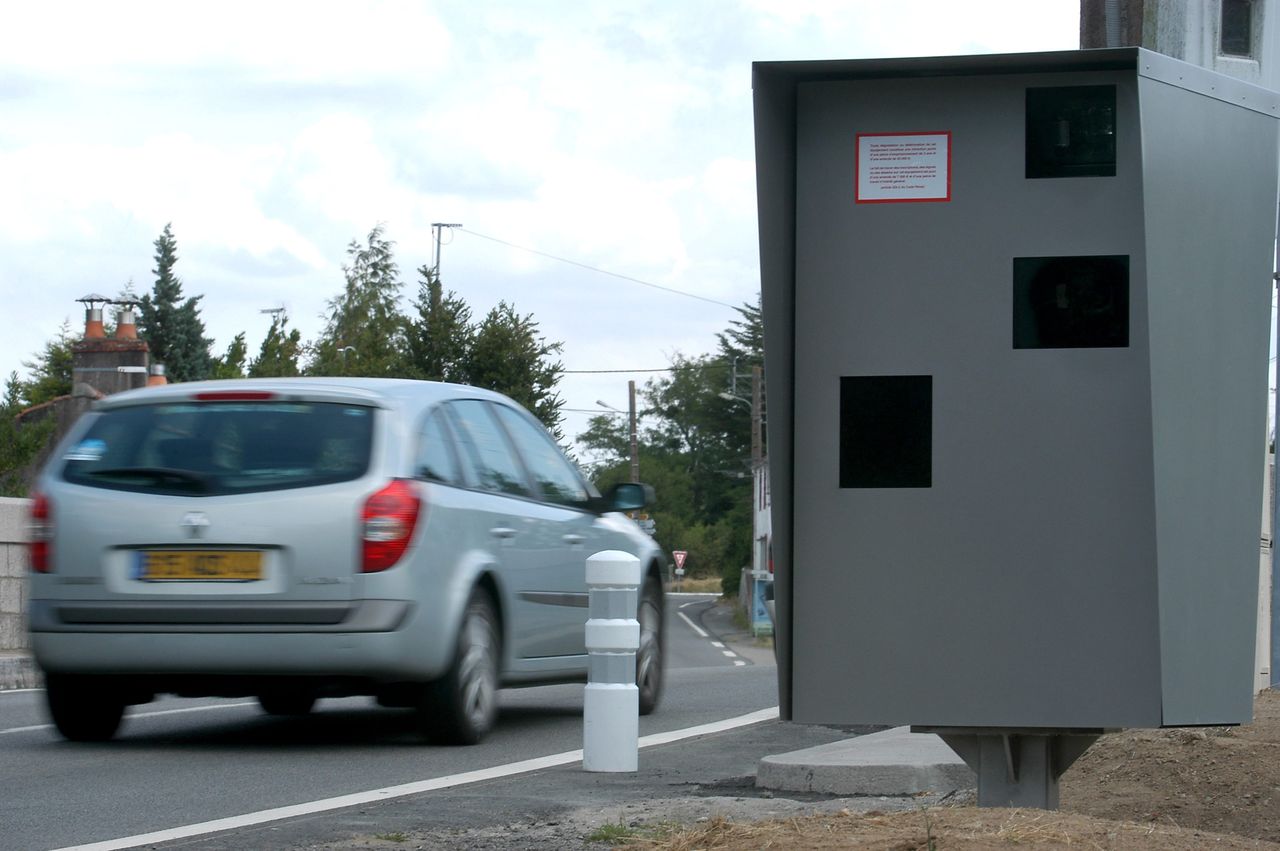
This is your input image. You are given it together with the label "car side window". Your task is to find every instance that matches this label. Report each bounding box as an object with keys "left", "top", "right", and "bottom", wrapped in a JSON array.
[
  {"left": 492, "top": 405, "right": 591, "bottom": 507},
  {"left": 416, "top": 409, "right": 462, "bottom": 485},
  {"left": 447, "top": 400, "right": 531, "bottom": 497}
]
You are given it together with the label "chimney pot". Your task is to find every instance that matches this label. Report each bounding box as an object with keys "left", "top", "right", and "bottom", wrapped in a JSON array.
[
  {"left": 76, "top": 293, "right": 111, "bottom": 340},
  {"left": 147, "top": 363, "right": 168, "bottom": 386},
  {"left": 114, "top": 300, "right": 140, "bottom": 340}
]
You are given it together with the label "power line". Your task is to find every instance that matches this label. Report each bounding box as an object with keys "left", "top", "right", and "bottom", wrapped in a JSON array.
[
  {"left": 563, "top": 368, "right": 674, "bottom": 374},
  {"left": 456, "top": 227, "right": 741, "bottom": 310},
  {"left": 563, "top": 362, "right": 744, "bottom": 374}
]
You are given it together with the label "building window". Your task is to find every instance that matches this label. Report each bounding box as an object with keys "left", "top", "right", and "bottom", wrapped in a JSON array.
[{"left": 1221, "top": 0, "right": 1255, "bottom": 57}]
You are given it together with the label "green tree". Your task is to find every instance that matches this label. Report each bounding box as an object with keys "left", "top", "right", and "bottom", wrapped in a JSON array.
[
  {"left": 0, "top": 372, "right": 55, "bottom": 497},
  {"left": 249, "top": 312, "right": 303, "bottom": 377},
  {"left": 210, "top": 333, "right": 248, "bottom": 379},
  {"left": 467, "top": 301, "right": 565, "bottom": 436},
  {"left": 137, "top": 223, "right": 214, "bottom": 382},
  {"left": 576, "top": 300, "right": 765, "bottom": 593},
  {"left": 403, "top": 265, "right": 472, "bottom": 383},
  {"left": 308, "top": 224, "right": 407, "bottom": 376},
  {"left": 19, "top": 320, "right": 75, "bottom": 406}
]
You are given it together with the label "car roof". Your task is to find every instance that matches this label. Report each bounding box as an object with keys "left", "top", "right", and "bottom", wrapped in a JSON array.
[{"left": 93, "top": 377, "right": 518, "bottom": 416}]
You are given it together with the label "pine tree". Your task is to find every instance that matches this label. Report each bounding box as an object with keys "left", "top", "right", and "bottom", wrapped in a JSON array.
[
  {"left": 210, "top": 333, "right": 248, "bottom": 379},
  {"left": 137, "top": 223, "right": 214, "bottom": 382},
  {"left": 403, "top": 265, "right": 472, "bottom": 383},
  {"left": 308, "top": 225, "right": 407, "bottom": 376},
  {"left": 467, "top": 302, "right": 564, "bottom": 436},
  {"left": 249, "top": 312, "right": 303, "bottom": 377}
]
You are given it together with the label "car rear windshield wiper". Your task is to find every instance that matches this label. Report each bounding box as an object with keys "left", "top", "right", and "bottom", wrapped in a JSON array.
[{"left": 82, "top": 467, "right": 214, "bottom": 492}]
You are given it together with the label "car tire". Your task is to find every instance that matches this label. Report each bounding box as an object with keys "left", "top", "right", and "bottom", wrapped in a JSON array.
[
  {"left": 419, "top": 589, "right": 500, "bottom": 745},
  {"left": 637, "top": 573, "right": 664, "bottom": 716},
  {"left": 258, "top": 691, "right": 317, "bottom": 716},
  {"left": 45, "top": 674, "right": 126, "bottom": 742}
]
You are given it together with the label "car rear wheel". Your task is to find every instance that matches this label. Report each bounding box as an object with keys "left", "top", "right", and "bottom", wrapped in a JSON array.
[
  {"left": 637, "top": 574, "right": 664, "bottom": 715},
  {"left": 419, "top": 590, "right": 500, "bottom": 745},
  {"left": 258, "top": 690, "right": 317, "bottom": 716},
  {"left": 45, "top": 674, "right": 126, "bottom": 742}
]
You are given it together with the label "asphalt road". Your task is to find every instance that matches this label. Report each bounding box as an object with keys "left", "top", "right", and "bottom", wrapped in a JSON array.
[{"left": 0, "top": 593, "right": 826, "bottom": 851}]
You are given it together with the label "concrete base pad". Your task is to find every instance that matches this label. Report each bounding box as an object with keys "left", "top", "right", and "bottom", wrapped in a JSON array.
[{"left": 758, "top": 726, "right": 976, "bottom": 796}]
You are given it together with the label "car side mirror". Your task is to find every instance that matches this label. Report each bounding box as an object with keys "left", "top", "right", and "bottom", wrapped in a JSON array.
[{"left": 604, "top": 481, "right": 654, "bottom": 512}]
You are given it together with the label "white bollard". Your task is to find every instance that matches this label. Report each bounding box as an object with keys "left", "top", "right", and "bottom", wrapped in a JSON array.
[{"left": 584, "top": 550, "right": 641, "bottom": 772}]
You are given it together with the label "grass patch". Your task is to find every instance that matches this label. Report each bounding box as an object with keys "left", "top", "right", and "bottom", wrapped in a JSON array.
[
  {"left": 587, "top": 820, "right": 638, "bottom": 844},
  {"left": 667, "top": 576, "right": 723, "bottom": 594}
]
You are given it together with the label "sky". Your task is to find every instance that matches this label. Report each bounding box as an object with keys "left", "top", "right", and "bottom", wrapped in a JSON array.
[{"left": 0, "top": 0, "right": 1081, "bottom": 449}]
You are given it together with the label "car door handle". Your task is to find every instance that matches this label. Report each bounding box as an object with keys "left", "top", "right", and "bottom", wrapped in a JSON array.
[
  {"left": 562, "top": 533, "right": 585, "bottom": 546},
  {"left": 491, "top": 526, "right": 517, "bottom": 540}
]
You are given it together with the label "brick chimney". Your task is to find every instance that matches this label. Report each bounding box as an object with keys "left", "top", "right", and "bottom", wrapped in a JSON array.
[{"left": 72, "top": 296, "right": 150, "bottom": 396}]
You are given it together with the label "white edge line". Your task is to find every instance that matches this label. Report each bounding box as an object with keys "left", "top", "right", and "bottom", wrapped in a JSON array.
[
  {"left": 0, "top": 688, "right": 41, "bottom": 696},
  {"left": 676, "top": 611, "right": 708, "bottom": 638},
  {"left": 54, "top": 706, "right": 780, "bottom": 851},
  {"left": 1, "top": 701, "right": 258, "bottom": 737}
]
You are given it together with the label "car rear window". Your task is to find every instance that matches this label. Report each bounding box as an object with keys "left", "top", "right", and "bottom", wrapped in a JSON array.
[{"left": 59, "top": 401, "right": 375, "bottom": 496}]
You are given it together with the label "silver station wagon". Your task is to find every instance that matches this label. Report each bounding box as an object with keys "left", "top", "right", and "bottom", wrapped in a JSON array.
[{"left": 27, "top": 378, "right": 666, "bottom": 744}]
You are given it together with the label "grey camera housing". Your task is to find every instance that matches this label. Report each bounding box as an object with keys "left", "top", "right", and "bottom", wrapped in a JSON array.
[{"left": 754, "top": 48, "right": 1279, "bottom": 729}]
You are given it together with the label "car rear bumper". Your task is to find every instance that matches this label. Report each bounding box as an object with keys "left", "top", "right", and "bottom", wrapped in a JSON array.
[{"left": 29, "top": 599, "right": 455, "bottom": 682}]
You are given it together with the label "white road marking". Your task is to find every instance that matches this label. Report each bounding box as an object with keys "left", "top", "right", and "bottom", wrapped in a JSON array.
[
  {"left": 734, "top": 661, "right": 747, "bottom": 667},
  {"left": 676, "top": 610, "right": 708, "bottom": 638},
  {"left": 0, "top": 688, "right": 40, "bottom": 696},
  {"left": 0, "top": 701, "right": 258, "bottom": 736},
  {"left": 721, "top": 651, "right": 737, "bottom": 658},
  {"left": 710, "top": 641, "right": 724, "bottom": 648},
  {"left": 53, "top": 706, "right": 781, "bottom": 851}
]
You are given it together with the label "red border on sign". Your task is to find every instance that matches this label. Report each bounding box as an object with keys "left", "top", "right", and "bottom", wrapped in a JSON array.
[{"left": 854, "top": 131, "right": 952, "bottom": 204}]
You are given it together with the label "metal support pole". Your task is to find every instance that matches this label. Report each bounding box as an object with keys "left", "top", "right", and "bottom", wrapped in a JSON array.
[
  {"left": 584, "top": 550, "right": 640, "bottom": 772},
  {"left": 921, "top": 727, "right": 1100, "bottom": 809}
]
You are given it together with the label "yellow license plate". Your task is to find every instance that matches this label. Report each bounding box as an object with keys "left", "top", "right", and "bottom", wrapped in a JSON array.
[{"left": 137, "top": 550, "right": 263, "bottom": 582}]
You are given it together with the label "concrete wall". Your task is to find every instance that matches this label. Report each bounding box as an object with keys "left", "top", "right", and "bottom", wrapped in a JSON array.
[{"left": 0, "top": 497, "right": 30, "bottom": 653}]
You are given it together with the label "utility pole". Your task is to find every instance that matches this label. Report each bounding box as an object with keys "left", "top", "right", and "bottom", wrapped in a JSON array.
[
  {"left": 751, "top": 365, "right": 763, "bottom": 578},
  {"left": 628, "top": 380, "right": 640, "bottom": 483},
  {"left": 751, "top": 366, "right": 763, "bottom": 472},
  {"left": 431, "top": 223, "right": 463, "bottom": 277}
]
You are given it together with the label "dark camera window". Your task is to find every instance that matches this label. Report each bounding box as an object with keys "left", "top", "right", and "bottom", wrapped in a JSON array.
[
  {"left": 1221, "top": 0, "right": 1254, "bottom": 57},
  {"left": 839, "top": 376, "right": 932, "bottom": 489},
  {"left": 1013, "top": 255, "right": 1129, "bottom": 349},
  {"left": 1026, "top": 86, "right": 1116, "bottom": 179}
]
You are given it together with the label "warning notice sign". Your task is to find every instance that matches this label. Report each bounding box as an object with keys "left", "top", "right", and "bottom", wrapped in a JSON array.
[{"left": 856, "top": 131, "right": 951, "bottom": 204}]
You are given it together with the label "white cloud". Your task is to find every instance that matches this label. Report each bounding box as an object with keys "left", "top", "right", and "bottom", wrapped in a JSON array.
[
  {"left": 4, "top": 1, "right": 453, "bottom": 81},
  {"left": 0, "top": 0, "right": 1085, "bottom": 450}
]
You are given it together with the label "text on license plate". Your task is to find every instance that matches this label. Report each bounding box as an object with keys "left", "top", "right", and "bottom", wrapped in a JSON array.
[{"left": 136, "top": 550, "right": 263, "bottom": 582}]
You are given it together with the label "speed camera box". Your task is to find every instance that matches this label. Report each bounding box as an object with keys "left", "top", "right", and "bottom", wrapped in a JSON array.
[{"left": 754, "top": 48, "right": 1280, "bottom": 729}]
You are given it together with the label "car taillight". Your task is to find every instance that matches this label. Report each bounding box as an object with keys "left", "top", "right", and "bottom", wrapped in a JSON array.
[
  {"left": 361, "top": 480, "right": 422, "bottom": 573},
  {"left": 29, "top": 492, "right": 51, "bottom": 573}
]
